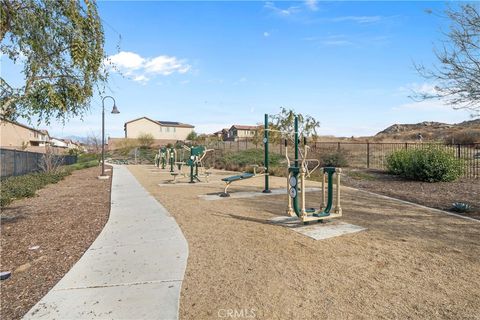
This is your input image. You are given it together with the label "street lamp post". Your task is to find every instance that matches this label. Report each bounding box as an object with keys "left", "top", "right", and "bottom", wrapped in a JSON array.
[{"left": 101, "top": 96, "right": 120, "bottom": 177}]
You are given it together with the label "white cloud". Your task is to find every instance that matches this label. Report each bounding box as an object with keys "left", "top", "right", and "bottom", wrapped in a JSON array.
[
  {"left": 144, "top": 56, "right": 191, "bottom": 75},
  {"left": 133, "top": 75, "right": 149, "bottom": 85},
  {"left": 263, "top": 31, "right": 270, "bottom": 37},
  {"left": 108, "top": 51, "right": 145, "bottom": 70},
  {"left": 305, "top": 0, "right": 318, "bottom": 11},
  {"left": 264, "top": 1, "right": 300, "bottom": 16},
  {"left": 107, "top": 51, "right": 191, "bottom": 83},
  {"left": 397, "top": 82, "right": 438, "bottom": 96},
  {"left": 393, "top": 100, "right": 452, "bottom": 112},
  {"left": 331, "top": 16, "right": 383, "bottom": 24}
]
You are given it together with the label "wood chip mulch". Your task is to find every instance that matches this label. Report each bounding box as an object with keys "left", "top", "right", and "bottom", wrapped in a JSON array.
[
  {"left": 342, "top": 169, "right": 480, "bottom": 219},
  {"left": 0, "top": 166, "right": 111, "bottom": 320}
]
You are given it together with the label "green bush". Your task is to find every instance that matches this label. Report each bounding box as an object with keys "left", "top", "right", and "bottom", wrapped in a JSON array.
[
  {"left": 67, "top": 159, "right": 98, "bottom": 170},
  {"left": 219, "top": 149, "right": 282, "bottom": 169},
  {"left": 319, "top": 151, "right": 348, "bottom": 167},
  {"left": 1, "top": 170, "right": 70, "bottom": 207},
  {"left": 386, "top": 147, "right": 463, "bottom": 182}
]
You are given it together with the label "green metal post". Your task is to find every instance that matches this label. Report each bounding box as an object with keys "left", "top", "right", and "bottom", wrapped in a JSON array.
[
  {"left": 189, "top": 147, "right": 195, "bottom": 183},
  {"left": 263, "top": 114, "right": 271, "bottom": 193},
  {"left": 170, "top": 148, "right": 174, "bottom": 172}
]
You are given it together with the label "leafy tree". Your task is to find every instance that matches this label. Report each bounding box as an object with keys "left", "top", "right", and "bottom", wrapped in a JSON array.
[
  {"left": 186, "top": 130, "right": 198, "bottom": 141},
  {"left": 269, "top": 107, "right": 320, "bottom": 143},
  {"left": 0, "top": 0, "right": 107, "bottom": 123},
  {"left": 414, "top": 4, "right": 480, "bottom": 117}
]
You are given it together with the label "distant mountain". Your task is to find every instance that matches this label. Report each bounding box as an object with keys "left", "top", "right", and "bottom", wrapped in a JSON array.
[{"left": 63, "top": 135, "right": 88, "bottom": 143}]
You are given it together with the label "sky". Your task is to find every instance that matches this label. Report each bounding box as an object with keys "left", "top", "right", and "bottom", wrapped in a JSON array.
[{"left": 2, "top": 1, "right": 475, "bottom": 139}]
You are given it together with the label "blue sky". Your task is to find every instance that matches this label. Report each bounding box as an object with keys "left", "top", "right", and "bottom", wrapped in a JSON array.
[{"left": 2, "top": 1, "right": 475, "bottom": 139}]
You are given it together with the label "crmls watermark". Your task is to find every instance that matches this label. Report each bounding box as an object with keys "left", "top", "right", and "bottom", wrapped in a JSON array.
[{"left": 217, "top": 308, "right": 257, "bottom": 318}]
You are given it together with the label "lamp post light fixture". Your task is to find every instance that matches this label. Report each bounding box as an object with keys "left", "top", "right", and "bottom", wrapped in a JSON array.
[{"left": 100, "top": 95, "right": 120, "bottom": 178}]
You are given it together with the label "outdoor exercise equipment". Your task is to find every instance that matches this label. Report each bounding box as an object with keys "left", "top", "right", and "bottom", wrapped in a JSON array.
[
  {"left": 170, "top": 145, "right": 214, "bottom": 183},
  {"left": 154, "top": 147, "right": 168, "bottom": 168},
  {"left": 219, "top": 114, "right": 271, "bottom": 197},
  {"left": 286, "top": 115, "right": 342, "bottom": 223},
  {"left": 160, "top": 147, "right": 167, "bottom": 169},
  {"left": 167, "top": 147, "right": 176, "bottom": 172}
]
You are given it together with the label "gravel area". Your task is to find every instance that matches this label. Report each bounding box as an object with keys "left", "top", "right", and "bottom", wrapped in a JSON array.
[
  {"left": 342, "top": 169, "right": 480, "bottom": 219},
  {"left": 0, "top": 166, "right": 111, "bottom": 320},
  {"left": 129, "top": 165, "right": 480, "bottom": 320}
]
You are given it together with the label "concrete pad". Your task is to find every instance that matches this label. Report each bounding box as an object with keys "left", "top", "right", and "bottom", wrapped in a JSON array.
[
  {"left": 270, "top": 216, "right": 366, "bottom": 240},
  {"left": 158, "top": 181, "right": 210, "bottom": 186},
  {"left": 198, "top": 187, "right": 321, "bottom": 201},
  {"left": 23, "top": 165, "right": 188, "bottom": 319}
]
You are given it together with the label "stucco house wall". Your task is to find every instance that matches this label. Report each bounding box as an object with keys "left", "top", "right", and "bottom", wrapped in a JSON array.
[
  {"left": 124, "top": 117, "right": 194, "bottom": 141},
  {"left": 0, "top": 119, "right": 49, "bottom": 148}
]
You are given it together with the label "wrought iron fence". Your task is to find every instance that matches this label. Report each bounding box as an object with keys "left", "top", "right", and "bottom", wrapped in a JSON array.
[{"left": 205, "top": 140, "right": 480, "bottom": 178}]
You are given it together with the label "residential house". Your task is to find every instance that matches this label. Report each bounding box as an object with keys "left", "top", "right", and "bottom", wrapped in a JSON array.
[
  {"left": 0, "top": 118, "right": 50, "bottom": 149},
  {"left": 213, "top": 128, "right": 229, "bottom": 141},
  {"left": 227, "top": 125, "right": 259, "bottom": 141},
  {"left": 49, "top": 137, "right": 68, "bottom": 148},
  {"left": 124, "top": 117, "right": 194, "bottom": 141}
]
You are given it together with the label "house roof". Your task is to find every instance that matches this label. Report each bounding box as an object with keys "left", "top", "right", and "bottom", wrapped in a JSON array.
[
  {"left": 0, "top": 118, "right": 49, "bottom": 136},
  {"left": 230, "top": 125, "right": 259, "bottom": 131},
  {"left": 124, "top": 117, "right": 194, "bottom": 128},
  {"left": 213, "top": 128, "right": 228, "bottom": 134}
]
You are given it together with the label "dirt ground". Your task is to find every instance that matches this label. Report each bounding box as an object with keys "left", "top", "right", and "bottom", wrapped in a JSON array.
[
  {"left": 0, "top": 167, "right": 111, "bottom": 320},
  {"left": 342, "top": 169, "right": 480, "bottom": 219},
  {"left": 129, "top": 165, "right": 480, "bottom": 320}
]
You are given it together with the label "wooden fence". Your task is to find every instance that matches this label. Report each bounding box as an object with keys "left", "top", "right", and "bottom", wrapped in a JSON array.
[{"left": 205, "top": 140, "right": 480, "bottom": 178}]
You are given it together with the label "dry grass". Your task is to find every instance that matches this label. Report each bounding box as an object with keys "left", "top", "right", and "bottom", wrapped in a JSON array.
[{"left": 129, "top": 165, "right": 480, "bottom": 320}]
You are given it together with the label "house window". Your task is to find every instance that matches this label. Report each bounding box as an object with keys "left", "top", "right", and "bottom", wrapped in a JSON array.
[
  {"left": 173, "top": 127, "right": 176, "bottom": 133},
  {"left": 166, "top": 127, "right": 170, "bottom": 132},
  {"left": 160, "top": 127, "right": 162, "bottom": 132}
]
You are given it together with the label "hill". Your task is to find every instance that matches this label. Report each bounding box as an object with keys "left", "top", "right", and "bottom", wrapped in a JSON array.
[{"left": 375, "top": 119, "right": 480, "bottom": 143}]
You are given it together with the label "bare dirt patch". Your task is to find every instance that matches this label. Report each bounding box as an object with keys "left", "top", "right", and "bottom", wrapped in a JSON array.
[
  {"left": 342, "top": 169, "right": 480, "bottom": 219},
  {"left": 129, "top": 165, "right": 480, "bottom": 320},
  {"left": 0, "top": 166, "right": 111, "bottom": 320}
]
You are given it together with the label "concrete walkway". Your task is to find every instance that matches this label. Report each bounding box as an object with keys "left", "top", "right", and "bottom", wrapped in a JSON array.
[{"left": 23, "top": 165, "right": 189, "bottom": 320}]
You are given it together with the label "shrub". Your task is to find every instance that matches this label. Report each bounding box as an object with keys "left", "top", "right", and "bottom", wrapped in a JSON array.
[
  {"left": 217, "top": 149, "right": 283, "bottom": 171},
  {"left": 137, "top": 133, "right": 154, "bottom": 148},
  {"left": 451, "top": 202, "right": 472, "bottom": 213},
  {"left": 444, "top": 130, "right": 480, "bottom": 145},
  {"left": 319, "top": 151, "right": 348, "bottom": 167},
  {"left": 0, "top": 170, "right": 70, "bottom": 207},
  {"left": 386, "top": 147, "right": 463, "bottom": 182}
]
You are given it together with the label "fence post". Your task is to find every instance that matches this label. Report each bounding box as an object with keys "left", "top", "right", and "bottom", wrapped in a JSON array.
[
  {"left": 13, "top": 149, "right": 17, "bottom": 176},
  {"left": 405, "top": 142, "right": 408, "bottom": 150},
  {"left": 337, "top": 142, "right": 341, "bottom": 152},
  {"left": 367, "top": 142, "right": 370, "bottom": 168},
  {"left": 457, "top": 144, "right": 461, "bottom": 158},
  {"left": 237, "top": 139, "right": 240, "bottom": 151}
]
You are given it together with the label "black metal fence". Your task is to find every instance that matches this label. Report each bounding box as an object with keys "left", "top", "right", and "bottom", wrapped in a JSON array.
[
  {"left": 205, "top": 140, "right": 480, "bottom": 178},
  {"left": 0, "top": 149, "right": 77, "bottom": 178}
]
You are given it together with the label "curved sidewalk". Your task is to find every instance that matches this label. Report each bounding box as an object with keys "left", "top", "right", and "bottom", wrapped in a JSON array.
[{"left": 24, "top": 165, "right": 189, "bottom": 320}]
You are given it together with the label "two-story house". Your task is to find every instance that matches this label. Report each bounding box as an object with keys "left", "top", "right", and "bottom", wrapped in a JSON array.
[
  {"left": 124, "top": 117, "right": 194, "bottom": 141},
  {"left": 0, "top": 118, "right": 50, "bottom": 149},
  {"left": 226, "top": 125, "right": 259, "bottom": 141}
]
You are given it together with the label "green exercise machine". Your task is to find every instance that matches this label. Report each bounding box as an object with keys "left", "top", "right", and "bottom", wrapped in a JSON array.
[
  {"left": 170, "top": 145, "right": 213, "bottom": 183},
  {"left": 154, "top": 147, "right": 168, "bottom": 169},
  {"left": 220, "top": 114, "right": 272, "bottom": 197},
  {"left": 286, "top": 115, "right": 342, "bottom": 223}
]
